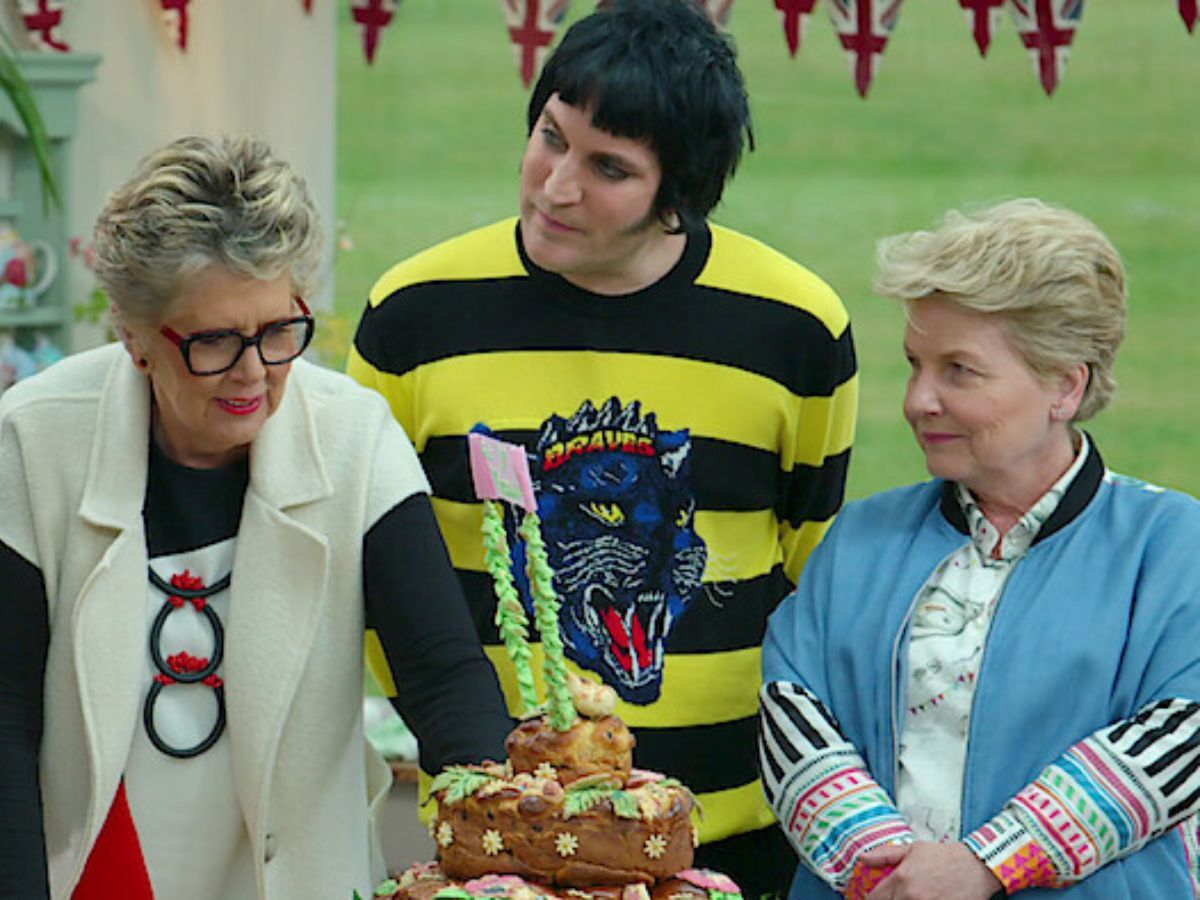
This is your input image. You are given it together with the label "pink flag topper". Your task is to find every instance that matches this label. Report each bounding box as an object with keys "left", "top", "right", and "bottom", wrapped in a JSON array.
[{"left": 468, "top": 433, "right": 538, "bottom": 512}]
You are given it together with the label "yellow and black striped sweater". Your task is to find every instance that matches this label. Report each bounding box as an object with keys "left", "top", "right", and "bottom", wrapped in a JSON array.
[{"left": 347, "top": 218, "right": 857, "bottom": 895}]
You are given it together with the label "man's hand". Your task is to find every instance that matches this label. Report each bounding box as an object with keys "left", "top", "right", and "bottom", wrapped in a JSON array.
[{"left": 858, "top": 842, "right": 1003, "bottom": 900}]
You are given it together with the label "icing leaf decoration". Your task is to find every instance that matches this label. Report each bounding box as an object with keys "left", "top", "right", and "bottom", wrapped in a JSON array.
[
  {"left": 562, "top": 786, "right": 610, "bottom": 819},
  {"left": 565, "top": 772, "right": 623, "bottom": 792},
  {"left": 373, "top": 881, "right": 400, "bottom": 897},
  {"left": 610, "top": 790, "right": 642, "bottom": 820},
  {"left": 430, "top": 766, "right": 499, "bottom": 804},
  {"left": 433, "top": 890, "right": 473, "bottom": 900}
]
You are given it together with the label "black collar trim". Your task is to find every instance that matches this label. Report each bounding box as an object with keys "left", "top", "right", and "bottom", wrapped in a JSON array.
[{"left": 939, "top": 435, "right": 1105, "bottom": 545}]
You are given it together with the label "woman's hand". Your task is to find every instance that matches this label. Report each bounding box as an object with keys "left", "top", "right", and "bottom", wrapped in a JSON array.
[{"left": 859, "top": 842, "right": 1002, "bottom": 900}]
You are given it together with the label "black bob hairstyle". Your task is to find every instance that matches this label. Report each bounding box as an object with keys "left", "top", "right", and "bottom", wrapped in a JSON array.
[{"left": 527, "top": 0, "right": 754, "bottom": 233}]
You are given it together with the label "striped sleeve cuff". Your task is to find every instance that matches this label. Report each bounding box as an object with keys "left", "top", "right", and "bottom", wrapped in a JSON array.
[
  {"left": 965, "top": 809, "right": 1064, "bottom": 893},
  {"left": 759, "top": 682, "right": 914, "bottom": 890}
]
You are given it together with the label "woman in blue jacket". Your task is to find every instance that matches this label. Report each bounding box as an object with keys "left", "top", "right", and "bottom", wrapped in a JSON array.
[{"left": 760, "top": 199, "right": 1200, "bottom": 899}]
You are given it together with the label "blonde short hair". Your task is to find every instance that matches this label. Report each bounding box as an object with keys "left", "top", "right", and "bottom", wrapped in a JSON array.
[
  {"left": 93, "top": 134, "right": 322, "bottom": 325},
  {"left": 874, "top": 198, "right": 1127, "bottom": 421}
]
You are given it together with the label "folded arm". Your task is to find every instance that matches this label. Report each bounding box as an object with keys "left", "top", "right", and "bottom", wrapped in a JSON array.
[
  {"left": 965, "top": 697, "right": 1200, "bottom": 892},
  {"left": 759, "top": 680, "right": 914, "bottom": 894}
]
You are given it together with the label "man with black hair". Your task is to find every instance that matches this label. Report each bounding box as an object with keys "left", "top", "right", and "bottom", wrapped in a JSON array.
[{"left": 348, "top": 1, "right": 857, "bottom": 894}]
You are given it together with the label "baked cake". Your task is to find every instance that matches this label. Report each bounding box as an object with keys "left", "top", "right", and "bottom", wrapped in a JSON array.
[{"left": 369, "top": 435, "right": 742, "bottom": 900}]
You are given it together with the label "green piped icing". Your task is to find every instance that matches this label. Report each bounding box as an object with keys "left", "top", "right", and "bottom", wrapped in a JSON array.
[
  {"left": 373, "top": 880, "right": 400, "bottom": 896},
  {"left": 430, "top": 766, "right": 499, "bottom": 804},
  {"left": 481, "top": 500, "right": 539, "bottom": 714},
  {"left": 519, "top": 512, "right": 577, "bottom": 731}
]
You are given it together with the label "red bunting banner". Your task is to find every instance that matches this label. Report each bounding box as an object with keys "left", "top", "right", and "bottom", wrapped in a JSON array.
[
  {"left": 775, "top": 0, "right": 820, "bottom": 57},
  {"left": 303, "top": 0, "right": 314, "bottom": 12},
  {"left": 17, "top": 0, "right": 70, "bottom": 52},
  {"left": 159, "top": 0, "right": 192, "bottom": 51},
  {"left": 960, "top": 0, "right": 1006, "bottom": 55},
  {"left": 351, "top": 0, "right": 399, "bottom": 64},
  {"left": 828, "top": 0, "right": 905, "bottom": 98},
  {"left": 695, "top": 0, "right": 737, "bottom": 28},
  {"left": 1180, "top": 0, "right": 1198, "bottom": 33},
  {"left": 1008, "top": 0, "right": 1084, "bottom": 96},
  {"left": 498, "top": 0, "right": 571, "bottom": 88}
]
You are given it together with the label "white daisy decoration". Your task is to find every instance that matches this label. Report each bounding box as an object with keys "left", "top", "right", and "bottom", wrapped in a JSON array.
[
  {"left": 482, "top": 828, "right": 506, "bottom": 856},
  {"left": 426, "top": 817, "right": 437, "bottom": 839},
  {"left": 555, "top": 832, "right": 580, "bottom": 857},
  {"left": 643, "top": 834, "right": 667, "bottom": 860},
  {"left": 534, "top": 762, "right": 558, "bottom": 780},
  {"left": 436, "top": 821, "right": 455, "bottom": 848}
]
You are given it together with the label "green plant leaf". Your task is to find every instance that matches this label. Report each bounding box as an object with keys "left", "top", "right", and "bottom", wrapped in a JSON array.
[{"left": 0, "top": 27, "right": 60, "bottom": 212}]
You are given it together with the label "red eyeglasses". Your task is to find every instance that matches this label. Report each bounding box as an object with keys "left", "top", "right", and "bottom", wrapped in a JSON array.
[{"left": 160, "top": 296, "right": 315, "bottom": 376}]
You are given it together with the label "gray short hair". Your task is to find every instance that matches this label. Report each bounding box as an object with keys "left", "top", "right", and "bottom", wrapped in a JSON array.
[
  {"left": 874, "top": 198, "right": 1126, "bottom": 421},
  {"left": 93, "top": 134, "right": 322, "bottom": 325}
]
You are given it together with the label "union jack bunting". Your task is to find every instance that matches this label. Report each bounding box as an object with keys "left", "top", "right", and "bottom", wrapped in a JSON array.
[
  {"left": 694, "top": 0, "right": 737, "bottom": 29},
  {"left": 17, "top": 0, "right": 70, "bottom": 52},
  {"left": 827, "top": 0, "right": 905, "bottom": 98},
  {"left": 351, "top": 0, "right": 399, "bottom": 65},
  {"left": 775, "top": 0, "right": 820, "bottom": 57},
  {"left": 1180, "top": 0, "right": 1198, "bottom": 34},
  {"left": 159, "top": 0, "right": 192, "bottom": 51},
  {"left": 1008, "top": 0, "right": 1085, "bottom": 95},
  {"left": 499, "top": 0, "right": 570, "bottom": 88},
  {"left": 960, "top": 0, "right": 1006, "bottom": 55}
]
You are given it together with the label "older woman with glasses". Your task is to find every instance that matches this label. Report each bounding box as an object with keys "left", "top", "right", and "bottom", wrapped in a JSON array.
[{"left": 0, "top": 136, "right": 510, "bottom": 899}]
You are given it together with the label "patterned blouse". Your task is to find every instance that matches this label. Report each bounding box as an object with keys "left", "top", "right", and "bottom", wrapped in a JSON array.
[{"left": 896, "top": 436, "right": 1091, "bottom": 842}]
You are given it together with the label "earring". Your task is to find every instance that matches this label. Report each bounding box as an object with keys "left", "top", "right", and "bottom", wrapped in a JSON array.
[{"left": 136, "top": 357, "right": 149, "bottom": 370}]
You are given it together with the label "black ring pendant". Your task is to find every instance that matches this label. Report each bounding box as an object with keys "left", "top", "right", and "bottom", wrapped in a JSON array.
[
  {"left": 142, "top": 567, "right": 231, "bottom": 759},
  {"left": 143, "top": 680, "right": 227, "bottom": 758}
]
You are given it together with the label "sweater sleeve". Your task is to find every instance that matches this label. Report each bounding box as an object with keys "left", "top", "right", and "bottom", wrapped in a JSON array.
[
  {"left": 0, "top": 539, "right": 50, "bottom": 898},
  {"left": 777, "top": 321, "right": 857, "bottom": 588},
  {"left": 964, "top": 698, "right": 1200, "bottom": 893},
  {"left": 363, "top": 494, "right": 511, "bottom": 773},
  {"left": 759, "top": 680, "right": 914, "bottom": 895}
]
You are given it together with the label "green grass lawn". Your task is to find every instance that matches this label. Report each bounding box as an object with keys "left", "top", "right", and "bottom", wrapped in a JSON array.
[{"left": 336, "top": 3, "right": 1200, "bottom": 500}]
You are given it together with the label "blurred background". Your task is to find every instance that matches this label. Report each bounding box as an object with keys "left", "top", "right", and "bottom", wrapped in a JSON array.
[{"left": 334, "top": 2, "right": 1200, "bottom": 502}]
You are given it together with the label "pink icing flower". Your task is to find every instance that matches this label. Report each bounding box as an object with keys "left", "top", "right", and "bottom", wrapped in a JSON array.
[
  {"left": 463, "top": 875, "right": 531, "bottom": 896},
  {"left": 675, "top": 870, "right": 740, "bottom": 894}
]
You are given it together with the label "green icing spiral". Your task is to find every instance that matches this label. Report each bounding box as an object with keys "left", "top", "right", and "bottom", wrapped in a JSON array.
[
  {"left": 481, "top": 500, "right": 539, "bottom": 714},
  {"left": 520, "top": 512, "right": 577, "bottom": 731}
]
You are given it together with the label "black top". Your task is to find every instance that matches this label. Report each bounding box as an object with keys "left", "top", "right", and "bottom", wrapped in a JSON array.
[{"left": 0, "top": 440, "right": 509, "bottom": 897}]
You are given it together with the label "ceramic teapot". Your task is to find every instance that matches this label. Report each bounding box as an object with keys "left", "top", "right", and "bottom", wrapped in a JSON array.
[{"left": 0, "top": 224, "right": 57, "bottom": 310}]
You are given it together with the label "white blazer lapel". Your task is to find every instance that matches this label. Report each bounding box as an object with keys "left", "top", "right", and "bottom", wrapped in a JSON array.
[
  {"left": 222, "top": 366, "right": 334, "bottom": 833},
  {"left": 72, "top": 353, "right": 153, "bottom": 836}
]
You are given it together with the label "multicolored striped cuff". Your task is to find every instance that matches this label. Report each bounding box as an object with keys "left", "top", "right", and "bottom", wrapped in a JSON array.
[
  {"left": 781, "top": 755, "right": 914, "bottom": 889},
  {"left": 965, "top": 809, "right": 1064, "bottom": 892}
]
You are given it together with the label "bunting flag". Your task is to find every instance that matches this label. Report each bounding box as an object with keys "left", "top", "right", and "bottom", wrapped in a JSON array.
[
  {"left": 695, "top": 0, "right": 737, "bottom": 28},
  {"left": 159, "top": 0, "right": 192, "bottom": 51},
  {"left": 960, "top": 0, "right": 1006, "bottom": 55},
  {"left": 351, "top": 0, "right": 398, "bottom": 65},
  {"left": 499, "top": 0, "right": 570, "bottom": 88},
  {"left": 17, "top": 0, "right": 70, "bottom": 52},
  {"left": 1008, "top": 0, "right": 1084, "bottom": 96},
  {"left": 828, "top": 0, "right": 904, "bottom": 98},
  {"left": 302, "top": 0, "right": 313, "bottom": 12},
  {"left": 775, "top": 0, "right": 820, "bottom": 57},
  {"left": 1181, "top": 0, "right": 1198, "bottom": 33}
]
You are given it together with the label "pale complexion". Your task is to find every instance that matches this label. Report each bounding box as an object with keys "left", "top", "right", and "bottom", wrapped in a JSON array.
[
  {"left": 903, "top": 294, "right": 1088, "bottom": 538},
  {"left": 519, "top": 93, "right": 686, "bottom": 296},
  {"left": 119, "top": 267, "right": 298, "bottom": 468},
  {"left": 860, "top": 842, "right": 1002, "bottom": 900}
]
